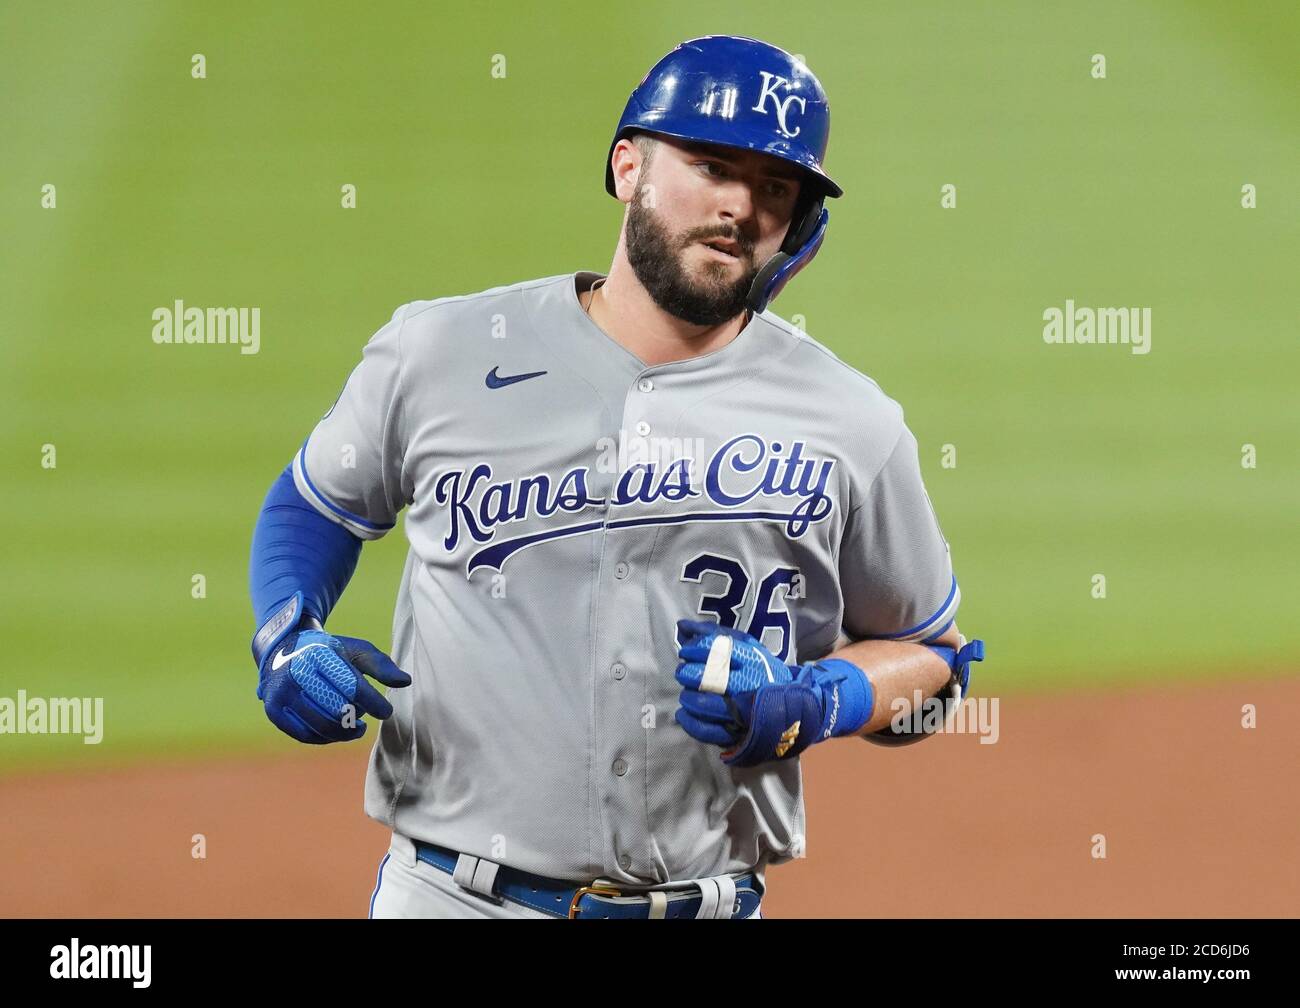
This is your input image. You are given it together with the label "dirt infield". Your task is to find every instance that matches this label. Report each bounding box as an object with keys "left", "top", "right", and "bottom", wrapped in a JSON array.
[{"left": 3, "top": 678, "right": 1296, "bottom": 918}]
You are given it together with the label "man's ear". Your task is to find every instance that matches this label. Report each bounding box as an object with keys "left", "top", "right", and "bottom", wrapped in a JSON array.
[{"left": 610, "top": 138, "right": 644, "bottom": 203}]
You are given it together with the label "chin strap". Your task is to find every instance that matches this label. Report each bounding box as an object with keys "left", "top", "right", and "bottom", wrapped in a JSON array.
[{"left": 746, "top": 204, "right": 829, "bottom": 314}]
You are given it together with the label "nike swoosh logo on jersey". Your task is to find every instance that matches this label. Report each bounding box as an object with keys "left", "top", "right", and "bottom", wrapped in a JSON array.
[
  {"left": 486, "top": 366, "right": 548, "bottom": 389},
  {"left": 271, "top": 642, "right": 329, "bottom": 671}
]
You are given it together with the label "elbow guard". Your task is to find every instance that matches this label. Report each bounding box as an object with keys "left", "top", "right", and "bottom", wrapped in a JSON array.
[{"left": 864, "top": 636, "right": 985, "bottom": 748}]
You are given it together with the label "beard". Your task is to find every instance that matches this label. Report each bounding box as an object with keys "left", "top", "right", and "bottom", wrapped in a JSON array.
[{"left": 624, "top": 185, "right": 760, "bottom": 326}]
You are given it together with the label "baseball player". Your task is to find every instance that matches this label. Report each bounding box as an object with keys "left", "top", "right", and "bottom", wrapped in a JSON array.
[{"left": 248, "top": 35, "right": 984, "bottom": 920}]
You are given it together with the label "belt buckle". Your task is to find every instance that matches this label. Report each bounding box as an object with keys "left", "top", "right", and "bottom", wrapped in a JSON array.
[{"left": 567, "top": 884, "right": 621, "bottom": 919}]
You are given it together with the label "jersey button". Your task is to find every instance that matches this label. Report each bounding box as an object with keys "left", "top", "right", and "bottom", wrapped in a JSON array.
[
  {"left": 612, "top": 758, "right": 628, "bottom": 777},
  {"left": 619, "top": 853, "right": 633, "bottom": 871},
  {"left": 634, "top": 420, "right": 651, "bottom": 436},
  {"left": 637, "top": 378, "right": 654, "bottom": 393},
  {"left": 613, "top": 561, "right": 630, "bottom": 580},
  {"left": 611, "top": 662, "right": 626, "bottom": 680}
]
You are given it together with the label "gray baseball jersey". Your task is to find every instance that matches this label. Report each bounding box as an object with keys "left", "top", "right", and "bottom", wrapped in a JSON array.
[{"left": 293, "top": 271, "right": 958, "bottom": 886}]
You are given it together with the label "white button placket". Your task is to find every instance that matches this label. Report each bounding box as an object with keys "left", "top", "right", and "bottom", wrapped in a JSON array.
[{"left": 596, "top": 373, "right": 667, "bottom": 881}]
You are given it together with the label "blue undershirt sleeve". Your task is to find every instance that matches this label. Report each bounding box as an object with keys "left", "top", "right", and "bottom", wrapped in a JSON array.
[{"left": 249, "top": 463, "right": 363, "bottom": 629}]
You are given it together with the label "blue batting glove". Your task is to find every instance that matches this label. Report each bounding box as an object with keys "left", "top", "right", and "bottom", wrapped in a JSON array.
[
  {"left": 252, "top": 593, "right": 411, "bottom": 745},
  {"left": 673, "top": 619, "right": 874, "bottom": 768}
]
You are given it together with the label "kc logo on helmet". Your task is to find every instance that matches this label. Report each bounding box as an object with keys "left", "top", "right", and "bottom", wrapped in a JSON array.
[{"left": 751, "top": 71, "right": 807, "bottom": 138}]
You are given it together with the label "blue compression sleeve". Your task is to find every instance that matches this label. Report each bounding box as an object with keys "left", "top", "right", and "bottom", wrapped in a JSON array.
[{"left": 249, "top": 463, "right": 363, "bottom": 628}]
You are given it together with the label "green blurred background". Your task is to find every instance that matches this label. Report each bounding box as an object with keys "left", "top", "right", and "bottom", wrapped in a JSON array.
[{"left": 2, "top": 1, "right": 1295, "bottom": 771}]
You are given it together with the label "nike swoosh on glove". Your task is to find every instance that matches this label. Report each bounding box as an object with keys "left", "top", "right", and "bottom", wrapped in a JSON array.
[
  {"left": 257, "top": 629, "right": 411, "bottom": 744},
  {"left": 673, "top": 619, "right": 873, "bottom": 768}
]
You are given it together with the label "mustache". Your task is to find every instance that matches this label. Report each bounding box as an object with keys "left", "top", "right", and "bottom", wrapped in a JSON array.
[{"left": 687, "top": 231, "right": 752, "bottom": 257}]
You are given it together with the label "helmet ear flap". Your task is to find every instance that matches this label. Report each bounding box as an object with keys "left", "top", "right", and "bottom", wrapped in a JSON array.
[
  {"left": 747, "top": 190, "right": 829, "bottom": 315},
  {"left": 782, "top": 190, "right": 824, "bottom": 255}
]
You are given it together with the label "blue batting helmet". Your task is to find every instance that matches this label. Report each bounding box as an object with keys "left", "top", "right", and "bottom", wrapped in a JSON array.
[{"left": 604, "top": 36, "right": 842, "bottom": 313}]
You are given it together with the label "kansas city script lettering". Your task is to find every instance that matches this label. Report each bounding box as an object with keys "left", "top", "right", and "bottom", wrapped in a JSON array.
[{"left": 434, "top": 434, "right": 836, "bottom": 570}]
